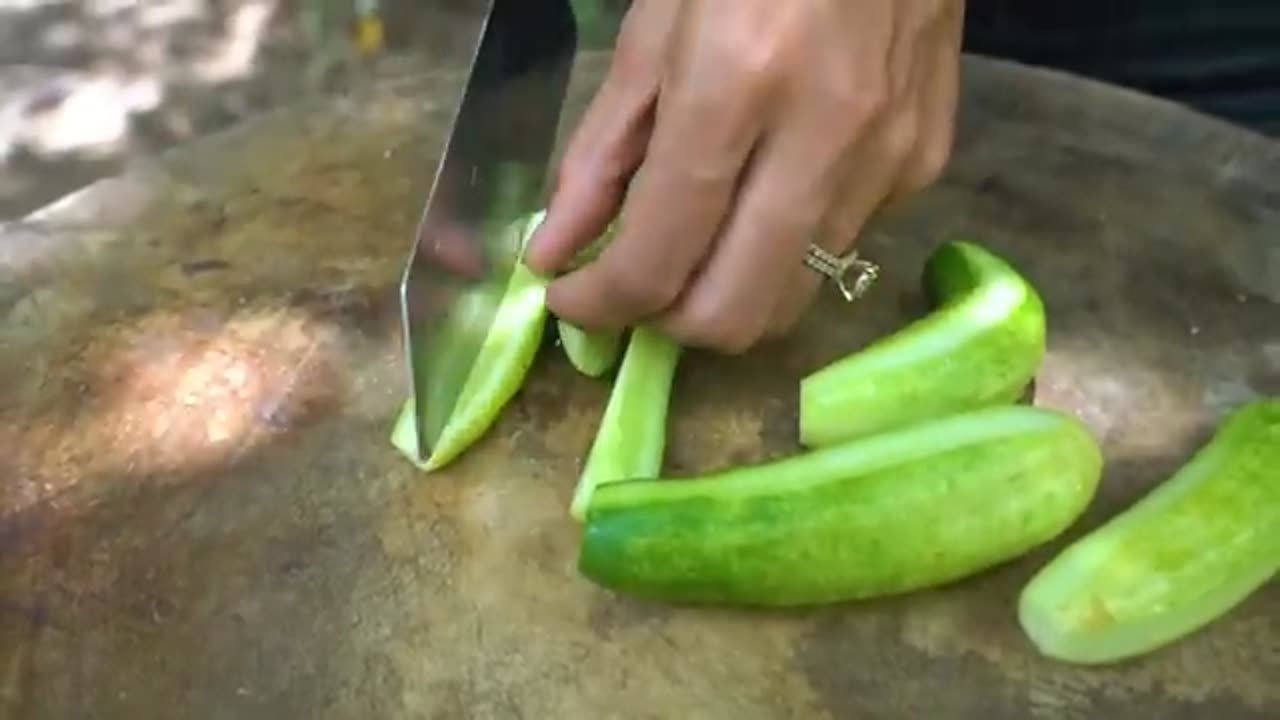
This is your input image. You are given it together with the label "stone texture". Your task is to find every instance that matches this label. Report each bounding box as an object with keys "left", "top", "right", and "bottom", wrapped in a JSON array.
[{"left": 0, "top": 51, "right": 1276, "bottom": 719}]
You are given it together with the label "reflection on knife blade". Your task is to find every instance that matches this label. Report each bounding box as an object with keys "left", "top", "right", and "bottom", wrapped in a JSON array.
[{"left": 399, "top": 0, "right": 578, "bottom": 461}]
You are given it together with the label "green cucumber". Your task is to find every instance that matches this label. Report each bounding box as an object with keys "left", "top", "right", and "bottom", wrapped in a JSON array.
[
  {"left": 800, "top": 240, "right": 1046, "bottom": 448},
  {"left": 390, "top": 212, "right": 550, "bottom": 472},
  {"left": 1018, "top": 397, "right": 1280, "bottom": 665},
  {"left": 561, "top": 219, "right": 616, "bottom": 271},
  {"left": 548, "top": 217, "right": 623, "bottom": 377},
  {"left": 557, "top": 319, "right": 623, "bottom": 377},
  {"left": 578, "top": 405, "right": 1102, "bottom": 606},
  {"left": 569, "top": 325, "right": 681, "bottom": 522}
]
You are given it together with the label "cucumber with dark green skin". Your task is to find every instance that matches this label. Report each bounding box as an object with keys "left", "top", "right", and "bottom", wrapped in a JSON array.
[
  {"left": 1018, "top": 397, "right": 1280, "bottom": 665},
  {"left": 800, "top": 241, "right": 1046, "bottom": 448},
  {"left": 578, "top": 405, "right": 1102, "bottom": 607}
]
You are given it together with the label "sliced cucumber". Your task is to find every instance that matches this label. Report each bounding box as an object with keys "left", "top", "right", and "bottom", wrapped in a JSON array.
[
  {"left": 569, "top": 325, "right": 681, "bottom": 522},
  {"left": 800, "top": 241, "right": 1045, "bottom": 448},
  {"left": 390, "top": 212, "right": 549, "bottom": 472},
  {"left": 1018, "top": 397, "right": 1280, "bottom": 665},
  {"left": 557, "top": 320, "right": 623, "bottom": 377}
]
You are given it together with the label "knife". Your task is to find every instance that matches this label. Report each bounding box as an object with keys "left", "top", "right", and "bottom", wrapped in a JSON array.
[{"left": 399, "top": 0, "right": 579, "bottom": 462}]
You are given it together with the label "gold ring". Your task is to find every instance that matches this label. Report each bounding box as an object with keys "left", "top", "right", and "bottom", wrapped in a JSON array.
[{"left": 803, "top": 243, "right": 880, "bottom": 302}]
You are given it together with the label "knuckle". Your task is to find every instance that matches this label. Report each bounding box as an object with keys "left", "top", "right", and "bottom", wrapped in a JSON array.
[
  {"left": 605, "top": 44, "right": 643, "bottom": 90},
  {"left": 811, "top": 124, "right": 862, "bottom": 177},
  {"left": 719, "top": 313, "right": 767, "bottom": 353},
  {"left": 727, "top": 48, "right": 783, "bottom": 93},
  {"left": 840, "top": 78, "right": 889, "bottom": 126},
  {"left": 918, "top": 135, "right": 953, "bottom": 185},
  {"left": 673, "top": 301, "right": 763, "bottom": 355},
  {"left": 765, "top": 307, "right": 802, "bottom": 339},
  {"left": 903, "top": 128, "right": 954, "bottom": 192},
  {"left": 610, "top": 10, "right": 661, "bottom": 82},
  {"left": 554, "top": 148, "right": 591, "bottom": 187},
  {"left": 608, "top": 263, "right": 682, "bottom": 313},
  {"left": 562, "top": 143, "right": 622, "bottom": 191},
  {"left": 821, "top": 75, "right": 865, "bottom": 115},
  {"left": 673, "top": 61, "right": 772, "bottom": 118},
  {"left": 883, "top": 115, "right": 919, "bottom": 165},
  {"left": 717, "top": 327, "right": 759, "bottom": 355},
  {"left": 609, "top": 40, "right": 642, "bottom": 82},
  {"left": 610, "top": 47, "right": 657, "bottom": 92},
  {"left": 715, "top": 18, "right": 788, "bottom": 88}
]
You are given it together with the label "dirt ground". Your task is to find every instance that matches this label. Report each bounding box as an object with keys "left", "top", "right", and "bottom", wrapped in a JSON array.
[{"left": 0, "top": 0, "right": 486, "bottom": 220}]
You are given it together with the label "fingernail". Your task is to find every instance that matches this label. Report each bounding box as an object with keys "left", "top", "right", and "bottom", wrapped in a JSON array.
[{"left": 523, "top": 213, "right": 555, "bottom": 271}]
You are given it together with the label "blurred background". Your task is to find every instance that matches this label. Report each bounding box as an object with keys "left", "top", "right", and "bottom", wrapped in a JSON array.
[
  {"left": 1, "top": 0, "right": 1273, "bottom": 221},
  {"left": 0, "top": 0, "right": 637, "bottom": 220}
]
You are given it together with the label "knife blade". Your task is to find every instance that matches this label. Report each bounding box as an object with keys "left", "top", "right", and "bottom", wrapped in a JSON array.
[{"left": 399, "top": 0, "right": 578, "bottom": 462}]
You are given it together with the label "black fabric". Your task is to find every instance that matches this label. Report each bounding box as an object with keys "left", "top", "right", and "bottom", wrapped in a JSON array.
[{"left": 962, "top": 0, "right": 1280, "bottom": 135}]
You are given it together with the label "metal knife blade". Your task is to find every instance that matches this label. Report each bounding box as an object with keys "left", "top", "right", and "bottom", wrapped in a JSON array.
[{"left": 399, "top": 0, "right": 578, "bottom": 462}]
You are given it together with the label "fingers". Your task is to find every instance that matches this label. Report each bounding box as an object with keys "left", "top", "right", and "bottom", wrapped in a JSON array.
[
  {"left": 533, "top": 0, "right": 966, "bottom": 352},
  {"left": 524, "top": 2, "right": 671, "bottom": 275},
  {"left": 543, "top": 13, "right": 776, "bottom": 330},
  {"left": 768, "top": 95, "right": 922, "bottom": 336},
  {"left": 764, "top": 106, "right": 909, "bottom": 337},
  {"left": 650, "top": 126, "right": 829, "bottom": 353},
  {"left": 524, "top": 82, "right": 655, "bottom": 275},
  {"left": 767, "top": 8, "right": 964, "bottom": 338},
  {"left": 657, "top": 48, "right": 898, "bottom": 350},
  {"left": 764, "top": 164, "right": 896, "bottom": 338},
  {"left": 889, "top": 3, "right": 963, "bottom": 205}
]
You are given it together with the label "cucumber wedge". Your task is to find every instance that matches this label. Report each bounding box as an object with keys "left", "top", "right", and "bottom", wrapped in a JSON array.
[
  {"left": 578, "top": 405, "right": 1102, "bottom": 606},
  {"left": 800, "top": 241, "right": 1045, "bottom": 448},
  {"left": 550, "top": 218, "right": 624, "bottom": 377},
  {"left": 390, "top": 212, "right": 550, "bottom": 472},
  {"left": 1018, "top": 397, "right": 1280, "bottom": 665},
  {"left": 569, "top": 325, "right": 681, "bottom": 522},
  {"left": 557, "top": 319, "right": 623, "bottom": 377}
]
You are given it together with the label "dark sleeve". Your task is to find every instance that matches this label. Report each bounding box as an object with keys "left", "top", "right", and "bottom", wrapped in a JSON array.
[{"left": 962, "top": 0, "right": 1280, "bottom": 135}]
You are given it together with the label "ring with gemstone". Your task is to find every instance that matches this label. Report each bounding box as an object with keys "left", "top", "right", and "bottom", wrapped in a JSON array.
[{"left": 802, "top": 243, "right": 880, "bottom": 302}]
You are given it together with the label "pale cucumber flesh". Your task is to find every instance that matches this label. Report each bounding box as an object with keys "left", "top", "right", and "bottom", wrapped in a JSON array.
[
  {"left": 799, "top": 241, "right": 1045, "bottom": 447},
  {"left": 390, "top": 212, "right": 549, "bottom": 472},
  {"left": 557, "top": 319, "right": 623, "bottom": 377},
  {"left": 1018, "top": 397, "right": 1280, "bottom": 665},
  {"left": 569, "top": 325, "right": 681, "bottom": 522}
]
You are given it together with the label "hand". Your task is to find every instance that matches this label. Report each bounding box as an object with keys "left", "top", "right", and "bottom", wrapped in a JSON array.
[{"left": 524, "top": 0, "right": 965, "bottom": 353}]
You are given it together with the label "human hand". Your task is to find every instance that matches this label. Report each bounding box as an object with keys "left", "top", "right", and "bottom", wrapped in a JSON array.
[{"left": 524, "top": 0, "right": 965, "bottom": 353}]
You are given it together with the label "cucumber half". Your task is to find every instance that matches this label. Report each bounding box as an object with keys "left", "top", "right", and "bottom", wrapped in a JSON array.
[
  {"left": 1018, "top": 397, "right": 1280, "bottom": 665},
  {"left": 800, "top": 240, "right": 1046, "bottom": 448}
]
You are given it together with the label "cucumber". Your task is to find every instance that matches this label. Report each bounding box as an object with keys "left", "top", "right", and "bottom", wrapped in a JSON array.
[
  {"left": 569, "top": 325, "right": 681, "bottom": 522},
  {"left": 562, "top": 219, "right": 617, "bottom": 271},
  {"left": 578, "top": 405, "right": 1103, "bottom": 606},
  {"left": 800, "top": 240, "right": 1045, "bottom": 448},
  {"left": 390, "top": 211, "right": 550, "bottom": 472},
  {"left": 1018, "top": 397, "right": 1280, "bottom": 665},
  {"left": 557, "top": 319, "right": 624, "bottom": 377},
  {"left": 550, "top": 217, "right": 624, "bottom": 377}
]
